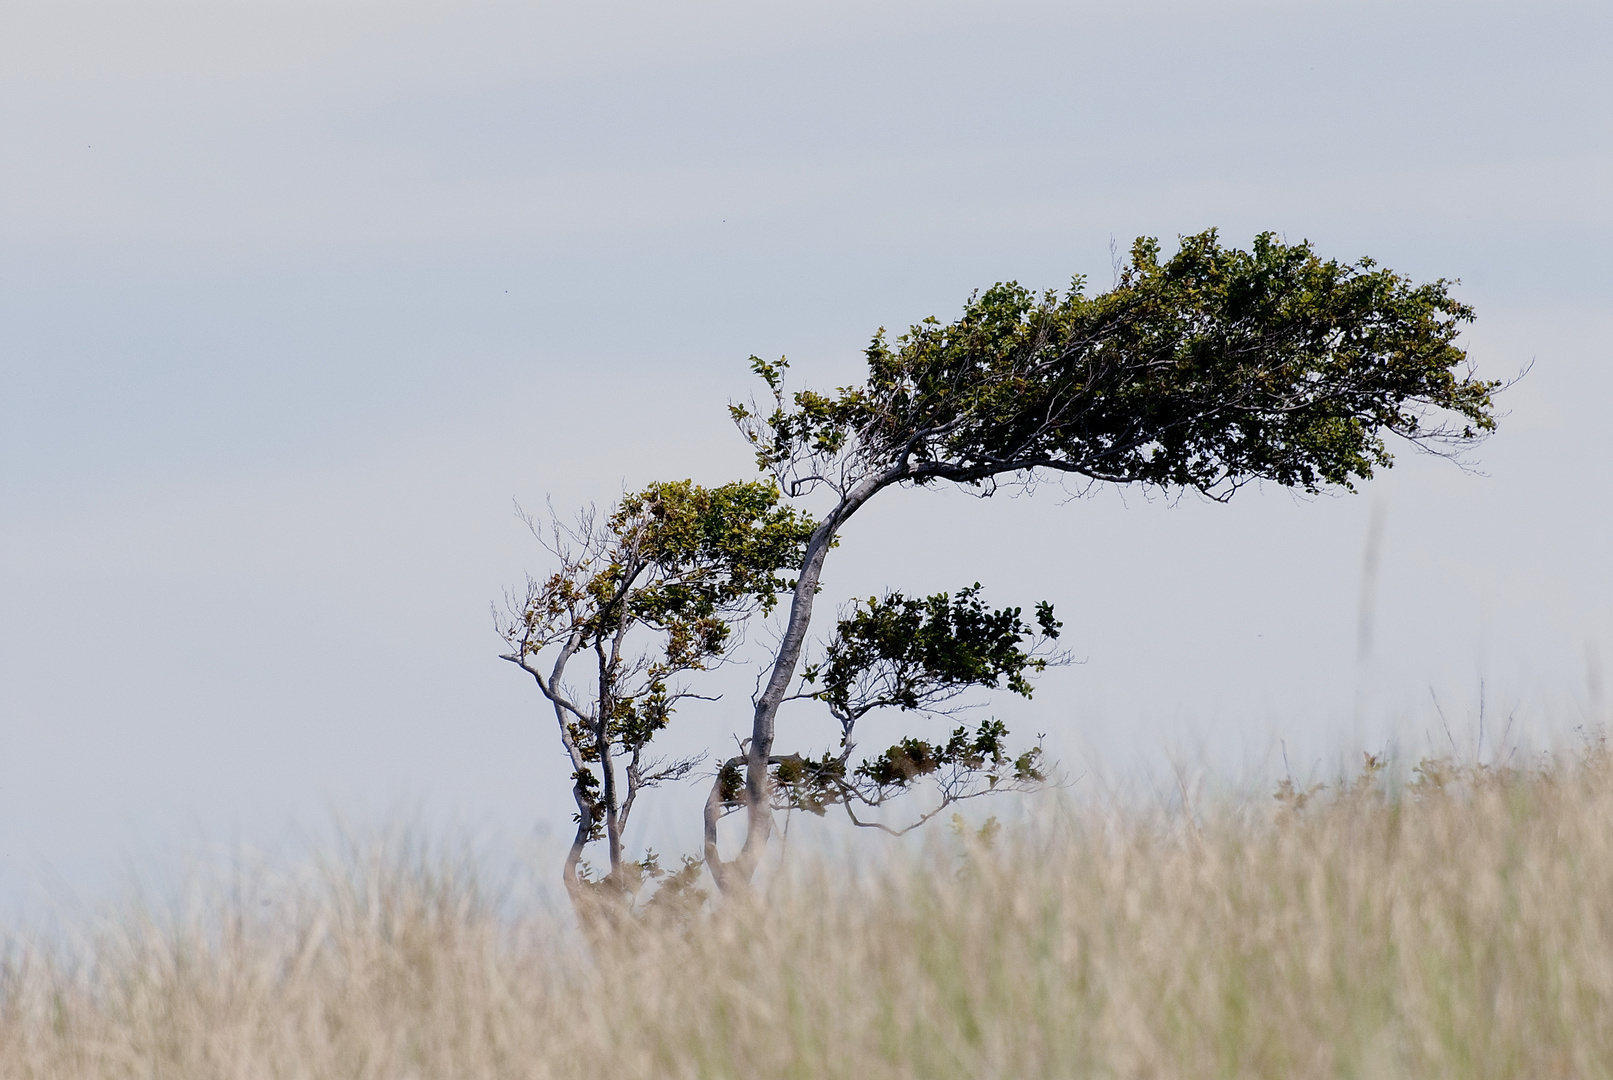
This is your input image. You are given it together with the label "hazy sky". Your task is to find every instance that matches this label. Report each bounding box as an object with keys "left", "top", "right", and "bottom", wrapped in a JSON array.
[{"left": 3, "top": 0, "right": 1610, "bottom": 912}]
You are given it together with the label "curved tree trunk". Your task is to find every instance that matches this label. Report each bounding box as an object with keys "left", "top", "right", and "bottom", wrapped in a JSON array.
[
  {"left": 602, "top": 740, "right": 624, "bottom": 882},
  {"left": 703, "top": 764, "right": 738, "bottom": 895},
  {"left": 713, "top": 470, "right": 897, "bottom": 891},
  {"left": 560, "top": 808, "right": 592, "bottom": 910}
]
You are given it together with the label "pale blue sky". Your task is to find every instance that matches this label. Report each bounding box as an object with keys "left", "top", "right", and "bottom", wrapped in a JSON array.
[{"left": 3, "top": 0, "right": 1610, "bottom": 910}]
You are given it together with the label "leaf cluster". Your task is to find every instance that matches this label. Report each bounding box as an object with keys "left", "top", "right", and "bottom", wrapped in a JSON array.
[
  {"left": 802, "top": 585, "right": 1062, "bottom": 722},
  {"left": 764, "top": 719, "right": 1045, "bottom": 830},
  {"left": 509, "top": 480, "right": 815, "bottom": 746},
  {"left": 855, "top": 718, "right": 1045, "bottom": 793},
  {"left": 615, "top": 478, "right": 818, "bottom": 630}
]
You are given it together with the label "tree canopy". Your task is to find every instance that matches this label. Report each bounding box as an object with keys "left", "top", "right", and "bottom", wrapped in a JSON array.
[
  {"left": 736, "top": 230, "right": 1495, "bottom": 501},
  {"left": 499, "top": 479, "right": 814, "bottom": 914}
]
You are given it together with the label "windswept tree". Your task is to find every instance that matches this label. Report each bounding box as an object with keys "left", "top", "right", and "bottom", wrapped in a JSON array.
[
  {"left": 711, "top": 229, "right": 1502, "bottom": 891},
  {"left": 498, "top": 479, "right": 814, "bottom": 918}
]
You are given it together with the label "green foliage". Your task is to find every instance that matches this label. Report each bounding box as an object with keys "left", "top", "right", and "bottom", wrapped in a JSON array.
[
  {"left": 802, "top": 585, "right": 1061, "bottom": 720},
  {"left": 716, "top": 759, "right": 747, "bottom": 805},
  {"left": 768, "top": 753, "right": 847, "bottom": 816},
  {"left": 765, "top": 719, "right": 1045, "bottom": 824},
  {"left": 616, "top": 478, "right": 818, "bottom": 628},
  {"left": 738, "top": 230, "right": 1498, "bottom": 498},
  {"left": 513, "top": 479, "right": 815, "bottom": 766},
  {"left": 741, "top": 585, "right": 1057, "bottom": 829},
  {"left": 855, "top": 719, "right": 1045, "bottom": 793},
  {"left": 503, "top": 479, "right": 816, "bottom": 898},
  {"left": 741, "top": 586, "right": 1060, "bottom": 831}
]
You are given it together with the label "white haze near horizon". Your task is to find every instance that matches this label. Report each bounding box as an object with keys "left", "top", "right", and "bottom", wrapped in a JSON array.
[{"left": 2, "top": 0, "right": 1609, "bottom": 917}]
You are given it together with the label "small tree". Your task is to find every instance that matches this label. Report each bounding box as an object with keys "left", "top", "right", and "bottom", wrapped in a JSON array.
[
  {"left": 499, "top": 479, "right": 814, "bottom": 919},
  {"left": 711, "top": 230, "right": 1501, "bottom": 891},
  {"left": 704, "top": 585, "right": 1064, "bottom": 889}
]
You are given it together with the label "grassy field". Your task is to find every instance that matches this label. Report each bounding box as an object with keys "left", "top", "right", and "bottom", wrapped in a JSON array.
[{"left": 4, "top": 745, "right": 1612, "bottom": 1079}]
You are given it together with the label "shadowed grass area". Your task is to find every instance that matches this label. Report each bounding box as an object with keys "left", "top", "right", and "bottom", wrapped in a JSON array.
[{"left": 4, "top": 743, "right": 1611, "bottom": 1078}]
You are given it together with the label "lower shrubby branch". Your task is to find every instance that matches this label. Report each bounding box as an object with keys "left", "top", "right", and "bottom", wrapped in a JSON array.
[
  {"left": 760, "top": 587, "right": 1055, "bottom": 848},
  {"left": 702, "top": 584, "right": 1059, "bottom": 888},
  {"left": 569, "top": 850, "right": 710, "bottom": 938},
  {"left": 768, "top": 720, "right": 1047, "bottom": 837},
  {"left": 702, "top": 719, "right": 1045, "bottom": 866}
]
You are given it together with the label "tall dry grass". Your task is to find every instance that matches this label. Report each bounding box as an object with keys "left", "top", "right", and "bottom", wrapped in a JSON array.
[{"left": 4, "top": 745, "right": 1612, "bottom": 1079}]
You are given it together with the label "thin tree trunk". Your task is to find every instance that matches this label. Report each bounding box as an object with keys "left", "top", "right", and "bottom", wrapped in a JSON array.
[
  {"left": 703, "top": 771, "right": 731, "bottom": 895},
  {"left": 603, "top": 745, "right": 623, "bottom": 880},
  {"left": 596, "top": 693, "right": 624, "bottom": 884},
  {"left": 561, "top": 809, "right": 592, "bottom": 909},
  {"left": 720, "top": 471, "right": 895, "bottom": 890}
]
